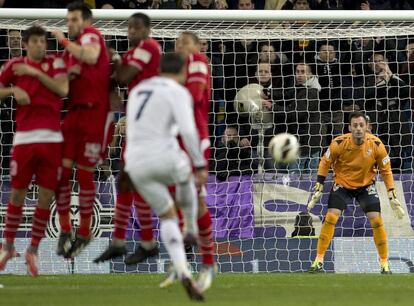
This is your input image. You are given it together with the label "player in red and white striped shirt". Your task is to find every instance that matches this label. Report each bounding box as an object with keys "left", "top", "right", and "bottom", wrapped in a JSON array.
[
  {"left": 52, "top": 2, "right": 111, "bottom": 258},
  {"left": 0, "top": 26, "right": 68, "bottom": 276},
  {"left": 94, "top": 13, "right": 162, "bottom": 263}
]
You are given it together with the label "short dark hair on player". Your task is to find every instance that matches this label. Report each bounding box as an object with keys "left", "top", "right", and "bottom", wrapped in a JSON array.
[
  {"left": 68, "top": 1, "right": 93, "bottom": 20},
  {"left": 181, "top": 31, "right": 199, "bottom": 44},
  {"left": 160, "top": 53, "right": 185, "bottom": 74},
  {"left": 22, "top": 26, "right": 46, "bottom": 43},
  {"left": 349, "top": 111, "right": 368, "bottom": 124},
  {"left": 130, "top": 13, "right": 151, "bottom": 28}
]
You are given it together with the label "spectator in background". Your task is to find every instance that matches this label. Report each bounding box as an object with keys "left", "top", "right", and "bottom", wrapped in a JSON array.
[
  {"left": 291, "top": 212, "right": 315, "bottom": 237},
  {"left": 258, "top": 42, "right": 291, "bottom": 89},
  {"left": 96, "top": 0, "right": 175, "bottom": 9},
  {"left": 399, "top": 40, "right": 414, "bottom": 120},
  {"left": 213, "top": 125, "right": 258, "bottom": 181},
  {"left": 315, "top": 41, "right": 347, "bottom": 140},
  {"left": 363, "top": 52, "right": 412, "bottom": 172},
  {"left": 238, "top": 0, "right": 254, "bottom": 9},
  {"left": 272, "top": 63, "right": 325, "bottom": 174},
  {"left": 281, "top": 0, "right": 330, "bottom": 9},
  {"left": 0, "top": 30, "right": 22, "bottom": 65}
]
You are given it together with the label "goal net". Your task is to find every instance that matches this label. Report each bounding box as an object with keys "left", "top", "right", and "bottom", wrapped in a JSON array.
[{"left": 0, "top": 10, "right": 413, "bottom": 275}]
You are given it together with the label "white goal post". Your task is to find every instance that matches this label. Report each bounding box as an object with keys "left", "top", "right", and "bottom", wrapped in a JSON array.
[{"left": 0, "top": 10, "right": 414, "bottom": 275}]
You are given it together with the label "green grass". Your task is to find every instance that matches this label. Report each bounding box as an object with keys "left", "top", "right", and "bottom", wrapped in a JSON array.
[{"left": 1, "top": 273, "right": 414, "bottom": 306}]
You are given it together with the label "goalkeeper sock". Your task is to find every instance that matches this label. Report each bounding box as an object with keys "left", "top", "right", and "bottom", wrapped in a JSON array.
[
  {"left": 77, "top": 168, "right": 95, "bottom": 238},
  {"left": 316, "top": 212, "right": 339, "bottom": 262},
  {"left": 134, "top": 195, "right": 154, "bottom": 242},
  {"left": 370, "top": 216, "right": 388, "bottom": 265},
  {"left": 4, "top": 202, "right": 23, "bottom": 248},
  {"left": 198, "top": 210, "right": 215, "bottom": 265},
  {"left": 29, "top": 207, "right": 50, "bottom": 253},
  {"left": 160, "top": 218, "right": 190, "bottom": 279},
  {"left": 56, "top": 166, "right": 72, "bottom": 233},
  {"left": 112, "top": 191, "right": 133, "bottom": 240}
]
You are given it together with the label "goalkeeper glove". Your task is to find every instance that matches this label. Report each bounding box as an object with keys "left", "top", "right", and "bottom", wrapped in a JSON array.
[
  {"left": 307, "top": 182, "right": 324, "bottom": 211},
  {"left": 388, "top": 190, "right": 405, "bottom": 219}
]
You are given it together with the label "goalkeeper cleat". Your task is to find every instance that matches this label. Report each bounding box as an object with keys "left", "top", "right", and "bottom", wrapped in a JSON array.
[
  {"left": 93, "top": 245, "right": 127, "bottom": 263},
  {"left": 308, "top": 260, "right": 324, "bottom": 273},
  {"left": 182, "top": 277, "right": 204, "bottom": 301},
  {"left": 159, "top": 264, "right": 178, "bottom": 289},
  {"left": 124, "top": 244, "right": 159, "bottom": 265},
  {"left": 381, "top": 262, "right": 392, "bottom": 275},
  {"left": 56, "top": 231, "right": 73, "bottom": 258},
  {"left": 25, "top": 251, "right": 39, "bottom": 277},
  {"left": 0, "top": 247, "right": 15, "bottom": 271},
  {"left": 196, "top": 264, "right": 217, "bottom": 293},
  {"left": 68, "top": 235, "right": 92, "bottom": 259}
]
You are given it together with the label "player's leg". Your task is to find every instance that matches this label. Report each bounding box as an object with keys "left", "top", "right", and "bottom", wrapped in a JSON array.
[
  {"left": 128, "top": 166, "right": 203, "bottom": 301},
  {"left": 123, "top": 193, "right": 159, "bottom": 265},
  {"left": 309, "top": 184, "right": 350, "bottom": 273},
  {"left": 94, "top": 164, "right": 130, "bottom": 263},
  {"left": 0, "top": 145, "right": 34, "bottom": 270},
  {"left": 357, "top": 185, "right": 390, "bottom": 274}
]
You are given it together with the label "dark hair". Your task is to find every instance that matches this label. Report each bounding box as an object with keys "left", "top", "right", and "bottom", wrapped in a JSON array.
[
  {"left": 67, "top": 1, "right": 92, "bottom": 20},
  {"left": 130, "top": 13, "right": 151, "bottom": 28},
  {"left": 22, "top": 26, "right": 46, "bottom": 43},
  {"left": 349, "top": 111, "right": 368, "bottom": 124},
  {"left": 225, "top": 124, "right": 239, "bottom": 133},
  {"left": 180, "top": 31, "right": 199, "bottom": 44},
  {"left": 160, "top": 53, "right": 185, "bottom": 74}
]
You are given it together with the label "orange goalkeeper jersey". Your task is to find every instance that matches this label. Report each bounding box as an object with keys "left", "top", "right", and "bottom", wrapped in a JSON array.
[{"left": 317, "top": 133, "right": 394, "bottom": 191}]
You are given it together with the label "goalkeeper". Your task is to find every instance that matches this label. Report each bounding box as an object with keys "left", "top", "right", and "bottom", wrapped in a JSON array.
[{"left": 307, "top": 111, "right": 405, "bottom": 274}]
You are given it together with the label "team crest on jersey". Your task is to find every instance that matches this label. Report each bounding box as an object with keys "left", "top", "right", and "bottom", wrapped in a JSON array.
[
  {"left": 53, "top": 58, "right": 65, "bottom": 69},
  {"left": 84, "top": 142, "right": 101, "bottom": 162},
  {"left": 41, "top": 62, "right": 49, "bottom": 72}
]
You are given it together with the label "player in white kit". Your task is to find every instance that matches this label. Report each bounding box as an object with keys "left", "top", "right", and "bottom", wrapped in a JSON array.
[{"left": 124, "top": 53, "right": 207, "bottom": 301}]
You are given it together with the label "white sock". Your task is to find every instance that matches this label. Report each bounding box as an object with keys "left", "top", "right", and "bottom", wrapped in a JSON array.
[
  {"left": 175, "top": 179, "right": 198, "bottom": 236},
  {"left": 160, "top": 218, "right": 190, "bottom": 279}
]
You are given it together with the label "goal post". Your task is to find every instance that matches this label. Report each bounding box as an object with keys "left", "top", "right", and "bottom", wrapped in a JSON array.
[{"left": 0, "top": 10, "right": 414, "bottom": 275}]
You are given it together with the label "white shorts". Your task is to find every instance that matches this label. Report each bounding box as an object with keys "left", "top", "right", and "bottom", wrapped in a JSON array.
[{"left": 125, "top": 149, "right": 191, "bottom": 216}]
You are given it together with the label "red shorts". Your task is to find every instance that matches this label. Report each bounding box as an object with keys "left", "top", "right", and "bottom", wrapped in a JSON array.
[
  {"left": 10, "top": 142, "right": 62, "bottom": 190},
  {"left": 62, "top": 107, "right": 114, "bottom": 168}
]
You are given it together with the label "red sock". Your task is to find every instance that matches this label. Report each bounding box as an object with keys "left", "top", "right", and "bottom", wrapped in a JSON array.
[
  {"left": 77, "top": 168, "right": 95, "bottom": 238},
  {"left": 30, "top": 207, "right": 50, "bottom": 249},
  {"left": 134, "top": 192, "right": 154, "bottom": 241},
  {"left": 56, "top": 166, "right": 72, "bottom": 233},
  {"left": 4, "top": 202, "right": 23, "bottom": 245},
  {"left": 113, "top": 191, "right": 133, "bottom": 240},
  {"left": 177, "top": 208, "right": 184, "bottom": 233},
  {"left": 198, "top": 210, "right": 214, "bottom": 265}
]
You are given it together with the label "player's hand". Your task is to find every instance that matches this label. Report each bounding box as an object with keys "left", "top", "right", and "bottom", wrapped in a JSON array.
[
  {"left": 52, "top": 30, "right": 66, "bottom": 44},
  {"left": 13, "top": 86, "right": 30, "bottom": 105},
  {"left": 240, "top": 138, "right": 251, "bottom": 148},
  {"left": 12, "top": 63, "right": 39, "bottom": 77},
  {"left": 195, "top": 168, "right": 208, "bottom": 189},
  {"left": 181, "top": 0, "right": 192, "bottom": 9},
  {"left": 307, "top": 182, "right": 323, "bottom": 211},
  {"left": 388, "top": 190, "right": 405, "bottom": 219}
]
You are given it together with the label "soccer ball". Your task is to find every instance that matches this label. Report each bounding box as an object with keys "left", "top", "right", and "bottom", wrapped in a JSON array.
[{"left": 269, "top": 133, "right": 299, "bottom": 164}]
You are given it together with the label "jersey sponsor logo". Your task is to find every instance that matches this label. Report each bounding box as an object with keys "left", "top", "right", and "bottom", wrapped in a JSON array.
[
  {"left": 188, "top": 61, "right": 208, "bottom": 75},
  {"left": 41, "top": 62, "right": 49, "bottom": 72},
  {"left": 324, "top": 148, "right": 331, "bottom": 159},
  {"left": 132, "top": 47, "right": 152, "bottom": 64},
  {"left": 53, "top": 58, "right": 65, "bottom": 69},
  {"left": 382, "top": 155, "right": 390, "bottom": 166},
  {"left": 80, "top": 33, "right": 99, "bottom": 45}
]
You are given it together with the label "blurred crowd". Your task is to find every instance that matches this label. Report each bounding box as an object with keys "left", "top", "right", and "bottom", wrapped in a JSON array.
[
  {"left": 1, "top": 0, "right": 414, "bottom": 10},
  {"left": 0, "top": 0, "right": 414, "bottom": 182}
]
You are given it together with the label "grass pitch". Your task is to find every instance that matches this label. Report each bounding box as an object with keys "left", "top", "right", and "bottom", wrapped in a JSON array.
[{"left": 1, "top": 273, "right": 414, "bottom": 306}]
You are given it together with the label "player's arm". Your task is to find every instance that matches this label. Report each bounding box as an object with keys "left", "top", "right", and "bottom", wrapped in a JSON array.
[
  {"left": 376, "top": 141, "right": 405, "bottom": 219},
  {"left": 307, "top": 140, "right": 339, "bottom": 211},
  {"left": 112, "top": 55, "right": 139, "bottom": 86},
  {"left": 12, "top": 63, "right": 69, "bottom": 97},
  {"left": 187, "top": 59, "right": 208, "bottom": 103},
  {"left": 0, "top": 62, "right": 30, "bottom": 105},
  {"left": 172, "top": 89, "right": 207, "bottom": 185},
  {"left": 53, "top": 31, "right": 101, "bottom": 65}
]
